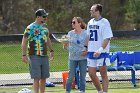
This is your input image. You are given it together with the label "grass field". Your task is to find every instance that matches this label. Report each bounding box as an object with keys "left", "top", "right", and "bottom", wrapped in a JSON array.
[
  {"left": 0, "top": 41, "right": 68, "bottom": 74},
  {"left": 0, "top": 38, "right": 140, "bottom": 74},
  {"left": 110, "top": 38, "right": 140, "bottom": 52},
  {"left": 0, "top": 83, "right": 140, "bottom": 93},
  {"left": 0, "top": 38, "right": 140, "bottom": 92}
]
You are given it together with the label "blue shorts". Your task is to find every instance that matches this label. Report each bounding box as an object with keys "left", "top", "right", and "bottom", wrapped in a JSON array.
[{"left": 28, "top": 55, "right": 50, "bottom": 79}]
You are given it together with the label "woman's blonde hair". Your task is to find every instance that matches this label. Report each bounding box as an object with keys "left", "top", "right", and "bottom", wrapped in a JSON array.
[{"left": 74, "top": 17, "right": 86, "bottom": 29}]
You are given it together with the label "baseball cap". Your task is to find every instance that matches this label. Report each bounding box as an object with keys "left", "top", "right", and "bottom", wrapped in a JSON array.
[{"left": 35, "top": 9, "right": 49, "bottom": 17}]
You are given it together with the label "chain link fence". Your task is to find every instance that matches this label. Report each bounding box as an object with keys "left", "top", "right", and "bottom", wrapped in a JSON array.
[{"left": 0, "top": 33, "right": 140, "bottom": 88}]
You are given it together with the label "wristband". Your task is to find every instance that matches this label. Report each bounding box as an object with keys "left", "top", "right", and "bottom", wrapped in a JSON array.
[{"left": 97, "top": 47, "right": 104, "bottom": 53}]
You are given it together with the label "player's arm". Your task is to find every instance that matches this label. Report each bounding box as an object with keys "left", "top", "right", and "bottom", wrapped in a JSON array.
[
  {"left": 94, "top": 19, "right": 113, "bottom": 57},
  {"left": 102, "top": 38, "right": 110, "bottom": 49},
  {"left": 94, "top": 38, "right": 110, "bottom": 57},
  {"left": 99, "top": 38, "right": 110, "bottom": 53}
]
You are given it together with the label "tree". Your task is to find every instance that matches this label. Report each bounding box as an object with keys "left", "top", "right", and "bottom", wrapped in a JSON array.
[{"left": 0, "top": 0, "right": 140, "bottom": 34}]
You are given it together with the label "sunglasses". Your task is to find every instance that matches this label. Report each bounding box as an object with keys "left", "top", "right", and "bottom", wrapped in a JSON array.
[
  {"left": 42, "top": 16, "right": 47, "bottom": 18},
  {"left": 71, "top": 21, "right": 75, "bottom": 24}
]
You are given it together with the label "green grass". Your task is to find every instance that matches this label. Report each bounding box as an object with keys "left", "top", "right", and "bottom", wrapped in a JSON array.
[
  {"left": 0, "top": 38, "right": 140, "bottom": 74},
  {"left": 110, "top": 38, "right": 140, "bottom": 52},
  {"left": 0, "top": 83, "right": 140, "bottom": 93},
  {"left": 0, "top": 42, "right": 69, "bottom": 74},
  {"left": 0, "top": 38, "right": 140, "bottom": 92}
]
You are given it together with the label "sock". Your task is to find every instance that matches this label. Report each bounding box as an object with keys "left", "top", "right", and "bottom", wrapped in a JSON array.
[
  {"left": 98, "top": 90, "right": 103, "bottom": 93},
  {"left": 103, "top": 92, "right": 107, "bottom": 93}
]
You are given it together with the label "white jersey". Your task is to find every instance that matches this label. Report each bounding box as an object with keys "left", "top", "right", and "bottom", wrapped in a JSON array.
[{"left": 87, "top": 18, "right": 113, "bottom": 53}]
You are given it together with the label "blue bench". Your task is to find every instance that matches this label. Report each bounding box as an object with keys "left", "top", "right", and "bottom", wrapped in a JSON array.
[{"left": 75, "top": 51, "right": 140, "bottom": 88}]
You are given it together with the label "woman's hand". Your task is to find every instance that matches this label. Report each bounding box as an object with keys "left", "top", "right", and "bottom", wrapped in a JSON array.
[
  {"left": 50, "top": 51, "right": 54, "bottom": 61},
  {"left": 80, "top": 50, "right": 87, "bottom": 56},
  {"left": 63, "top": 42, "right": 69, "bottom": 49}
]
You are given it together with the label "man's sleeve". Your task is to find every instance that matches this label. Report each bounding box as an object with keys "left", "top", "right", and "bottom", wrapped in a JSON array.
[
  {"left": 23, "top": 28, "right": 30, "bottom": 38},
  {"left": 86, "top": 22, "right": 90, "bottom": 36},
  {"left": 102, "top": 20, "right": 113, "bottom": 40}
]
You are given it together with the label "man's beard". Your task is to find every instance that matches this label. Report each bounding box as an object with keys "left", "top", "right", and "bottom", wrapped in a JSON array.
[
  {"left": 41, "top": 19, "right": 46, "bottom": 23},
  {"left": 41, "top": 20, "right": 45, "bottom": 23}
]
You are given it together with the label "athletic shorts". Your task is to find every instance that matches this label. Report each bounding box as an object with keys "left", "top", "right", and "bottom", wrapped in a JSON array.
[
  {"left": 28, "top": 55, "right": 50, "bottom": 79},
  {"left": 87, "top": 58, "right": 111, "bottom": 67}
]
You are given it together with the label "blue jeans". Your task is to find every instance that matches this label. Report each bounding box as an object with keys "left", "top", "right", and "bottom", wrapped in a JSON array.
[{"left": 66, "top": 59, "right": 87, "bottom": 92}]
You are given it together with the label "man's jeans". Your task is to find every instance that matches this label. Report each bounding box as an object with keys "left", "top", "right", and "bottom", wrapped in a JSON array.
[{"left": 66, "top": 59, "right": 87, "bottom": 92}]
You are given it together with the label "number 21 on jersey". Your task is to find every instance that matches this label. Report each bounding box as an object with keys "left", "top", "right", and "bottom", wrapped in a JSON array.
[{"left": 89, "top": 30, "right": 98, "bottom": 41}]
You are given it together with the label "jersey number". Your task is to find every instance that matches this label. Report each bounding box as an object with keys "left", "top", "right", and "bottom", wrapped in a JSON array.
[{"left": 89, "top": 30, "right": 98, "bottom": 41}]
